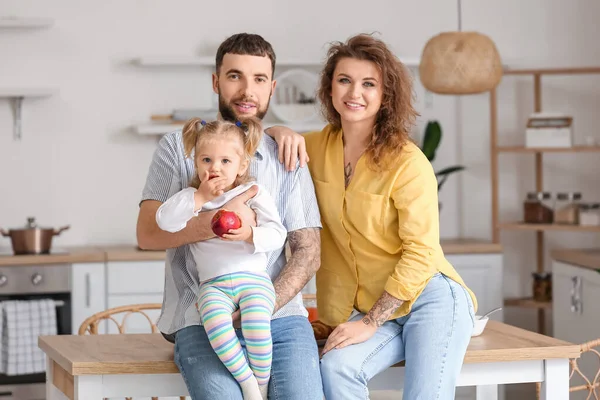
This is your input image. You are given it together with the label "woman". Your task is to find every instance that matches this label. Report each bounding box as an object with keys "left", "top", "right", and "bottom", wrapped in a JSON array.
[{"left": 267, "top": 34, "right": 476, "bottom": 400}]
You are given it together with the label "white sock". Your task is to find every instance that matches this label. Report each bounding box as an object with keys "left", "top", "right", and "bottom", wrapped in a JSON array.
[
  {"left": 259, "top": 383, "right": 269, "bottom": 400},
  {"left": 239, "top": 375, "right": 262, "bottom": 400}
]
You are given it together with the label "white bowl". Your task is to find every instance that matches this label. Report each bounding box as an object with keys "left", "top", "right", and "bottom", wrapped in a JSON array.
[{"left": 471, "top": 315, "right": 489, "bottom": 337}]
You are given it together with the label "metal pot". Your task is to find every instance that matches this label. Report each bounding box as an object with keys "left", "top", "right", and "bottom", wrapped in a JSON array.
[{"left": 0, "top": 217, "right": 70, "bottom": 255}]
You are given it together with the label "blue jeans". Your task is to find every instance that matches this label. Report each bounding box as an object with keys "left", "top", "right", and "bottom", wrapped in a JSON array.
[
  {"left": 320, "top": 273, "right": 475, "bottom": 400},
  {"left": 174, "top": 316, "right": 324, "bottom": 400}
]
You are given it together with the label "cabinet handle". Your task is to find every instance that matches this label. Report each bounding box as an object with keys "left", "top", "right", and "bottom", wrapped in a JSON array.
[
  {"left": 85, "top": 273, "right": 91, "bottom": 308},
  {"left": 570, "top": 276, "right": 583, "bottom": 314}
]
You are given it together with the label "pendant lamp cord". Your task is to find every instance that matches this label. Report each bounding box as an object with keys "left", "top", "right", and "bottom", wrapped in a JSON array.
[{"left": 457, "top": 0, "right": 462, "bottom": 31}]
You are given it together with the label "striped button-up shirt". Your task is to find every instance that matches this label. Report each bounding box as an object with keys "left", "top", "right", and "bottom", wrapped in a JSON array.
[{"left": 141, "top": 130, "right": 322, "bottom": 335}]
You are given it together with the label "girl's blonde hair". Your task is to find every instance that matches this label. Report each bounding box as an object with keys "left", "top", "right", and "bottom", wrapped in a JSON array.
[{"left": 181, "top": 117, "right": 262, "bottom": 189}]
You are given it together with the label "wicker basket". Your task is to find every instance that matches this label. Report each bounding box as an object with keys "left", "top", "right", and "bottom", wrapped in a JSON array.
[{"left": 419, "top": 31, "right": 503, "bottom": 95}]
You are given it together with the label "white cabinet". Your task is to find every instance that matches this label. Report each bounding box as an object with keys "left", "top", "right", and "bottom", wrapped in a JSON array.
[
  {"left": 552, "top": 261, "right": 600, "bottom": 400},
  {"left": 105, "top": 260, "right": 166, "bottom": 334},
  {"left": 448, "top": 254, "right": 504, "bottom": 321},
  {"left": 71, "top": 263, "right": 106, "bottom": 335}
]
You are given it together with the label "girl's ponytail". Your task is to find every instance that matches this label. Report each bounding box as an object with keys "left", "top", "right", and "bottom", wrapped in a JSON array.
[
  {"left": 238, "top": 117, "right": 262, "bottom": 160},
  {"left": 182, "top": 117, "right": 205, "bottom": 188},
  {"left": 182, "top": 117, "right": 205, "bottom": 159}
]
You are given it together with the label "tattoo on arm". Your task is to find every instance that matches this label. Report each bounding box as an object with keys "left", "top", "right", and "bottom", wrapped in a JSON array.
[
  {"left": 272, "top": 228, "right": 321, "bottom": 313},
  {"left": 344, "top": 163, "right": 352, "bottom": 188},
  {"left": 364, "top": 291, "right": 404, "bottom": 328}
]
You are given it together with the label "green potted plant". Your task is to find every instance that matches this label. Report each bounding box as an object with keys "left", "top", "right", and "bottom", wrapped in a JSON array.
[{"left": 420, "top": 120, "right": 465, "bottom": 192}]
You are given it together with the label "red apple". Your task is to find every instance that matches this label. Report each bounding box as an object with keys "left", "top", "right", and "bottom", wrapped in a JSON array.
[{"left": 211, "top": 209, "right": 242, "bottom": 237}]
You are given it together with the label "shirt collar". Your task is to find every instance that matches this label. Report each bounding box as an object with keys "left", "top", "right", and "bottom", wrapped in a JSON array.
[{"left": 254, "top": 133, "right": 266, "bottom": 161}]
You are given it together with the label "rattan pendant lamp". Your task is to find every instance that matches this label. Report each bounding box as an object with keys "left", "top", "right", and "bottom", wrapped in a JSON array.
[{"left": 419, "top": 0, "right": 503, "bottom": 94}]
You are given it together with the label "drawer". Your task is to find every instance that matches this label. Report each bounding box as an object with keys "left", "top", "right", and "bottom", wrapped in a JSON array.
[
  {"left": 107, "top": 294, "right": 164, "bottom": 334},
  {"left": 107, "top": 261, "right": 165, "bottom": 294}
]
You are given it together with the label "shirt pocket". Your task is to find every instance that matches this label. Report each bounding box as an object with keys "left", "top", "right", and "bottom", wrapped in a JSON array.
[
  {"left": 344, "top": 190, "right": 387, "bottom": 238},
  {"left": 312, "top": 179, "right": 343, "bottom": 229}
]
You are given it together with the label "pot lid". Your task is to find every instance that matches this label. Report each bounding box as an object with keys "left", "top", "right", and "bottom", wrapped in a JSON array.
[{"left": 9, "top": 217, "right": 50, "bottom": 231}]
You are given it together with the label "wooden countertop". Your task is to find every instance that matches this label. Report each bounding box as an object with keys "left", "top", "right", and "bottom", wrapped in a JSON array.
[
  {"left": 38, "top": 320, "right": 577, "bottom": 376},
  {"left": 551, "top": 248, "right": 600, "bottom": 272},
  {"left": 0, "top": 239, "right": 502, "bottom": 267}
]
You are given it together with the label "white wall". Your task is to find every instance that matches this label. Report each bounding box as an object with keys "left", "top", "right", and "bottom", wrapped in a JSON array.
[
  {"left": 0, "top": 0, "right": 461, "bottom": 246},
  {"left": 2, "top": 0, "right": 599, "bottom": 333}
]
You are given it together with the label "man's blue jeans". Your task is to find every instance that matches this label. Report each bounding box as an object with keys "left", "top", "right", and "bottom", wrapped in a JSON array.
[{"left": 174, "top": 316, "right": 323, "bottom": 400}]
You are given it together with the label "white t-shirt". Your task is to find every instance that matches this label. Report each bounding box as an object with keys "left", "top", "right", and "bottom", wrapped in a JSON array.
[{"left": 156, "top": 182, "right": 287, "bottom": 282}]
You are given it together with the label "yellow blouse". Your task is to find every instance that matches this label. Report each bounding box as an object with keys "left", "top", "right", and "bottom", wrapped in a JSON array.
[{"left": 305, "top": 125, "right": 477, "bottom": 327}]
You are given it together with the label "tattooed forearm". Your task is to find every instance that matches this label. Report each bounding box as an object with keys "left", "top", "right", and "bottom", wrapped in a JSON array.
[
  {"left": 272, "top": 228, "right": 321, "bottom": 313},
  {"left": 364, "top": 291, "right": 404, "bottom": 328}
]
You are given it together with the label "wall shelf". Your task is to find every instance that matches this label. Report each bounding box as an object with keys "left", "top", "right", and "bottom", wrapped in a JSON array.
[
  {"left": 0, "top": 87, "right": 57, "bottom": 140},
  {"left": 134, "top": 121, "right": 327, "bottom": 135},
  {"left": 490, "top": 66, "right": 600, "bottom": 334},
  {"left": 497, "top": 145, "right": 600, "bottom": 153},
  {"left": 0, "top": 17, "right": 54, "bottom": 29},
  {"left": 132, "top": 56, "right": 421, "bottom": 68},
  {"left": 498, "top": 222, "right": 600, "bottom": 232}
]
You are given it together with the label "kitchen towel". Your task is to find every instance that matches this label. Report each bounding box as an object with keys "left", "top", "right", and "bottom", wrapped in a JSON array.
[{"left": 0, "top": 299, "right": 58, "bottom": 375}]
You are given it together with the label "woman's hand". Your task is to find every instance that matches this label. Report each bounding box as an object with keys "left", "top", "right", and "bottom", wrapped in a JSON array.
[
  {"left": 265, "top": 126, "right": 309, "bottom": 171},
  {"left": 321, "top": 317, "right": 377, "bottom": 355}
]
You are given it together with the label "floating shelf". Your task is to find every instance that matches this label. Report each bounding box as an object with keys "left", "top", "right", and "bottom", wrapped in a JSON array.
[
  {"left": 0, "top": 87, "right": 57, "bottom": 98},
  {"left": 497, "top": 145, "right": 600, "bottom": 153},
  {"left": 134, "top": 121, "right": 327, "bottom": 135},
  {"left": 0, "top": 17, "right": 54, "bottom": 29},
  {"left": 504, "top": 297, "right": 552, "bottom": 310},
  {"left": 133, "top": 56, "right": 420, "bottom": 68},
  {"left": 0, "top": 87, "right": 57, "bottom": 140},
  {"left": 498, "top": 222, "right": 600, "bottom": 232}
]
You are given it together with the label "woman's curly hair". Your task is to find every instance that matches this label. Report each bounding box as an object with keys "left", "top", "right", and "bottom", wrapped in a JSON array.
[{"left": 317, "top": 33, "right": 419, "bottom": 170}]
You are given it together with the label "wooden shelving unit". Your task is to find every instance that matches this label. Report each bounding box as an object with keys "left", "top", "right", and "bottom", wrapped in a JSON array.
[{"left": 490, "top": 66, "right": 600, "bottom": 334}]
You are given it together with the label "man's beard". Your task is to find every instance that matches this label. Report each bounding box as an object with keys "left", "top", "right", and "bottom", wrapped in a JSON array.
[{"left": 218, "top": 92, "right": 270, "bottom": 122}]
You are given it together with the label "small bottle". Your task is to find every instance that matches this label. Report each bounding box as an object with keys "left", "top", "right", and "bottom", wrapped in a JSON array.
[
  {"left": 579, "top": 203, "right": 600, "bottom": 226},
  {"left": 523, "top": 192, "right": 554, "bottom": 224},
  {"left": 554, "top": 192, "right": 581, "bottom": 224}
]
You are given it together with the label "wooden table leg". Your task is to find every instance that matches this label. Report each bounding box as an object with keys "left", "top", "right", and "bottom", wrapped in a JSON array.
[
  {"left": 475, "top": 384, "right": 498, "bottom": 400},
  {"left": 540, "top": 359, "right": 569, "bottom": 400}
]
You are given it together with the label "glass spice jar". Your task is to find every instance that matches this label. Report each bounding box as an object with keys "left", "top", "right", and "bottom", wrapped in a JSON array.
[
  {"left": 579, "top": 203, "right": 600, "bottom": 226},
  {"left": 554, "top": 192, "right": 581, "bottom": 224},
  {"left": 523, "top": 192, "right": 554, "bottom": 224},
  {"left": 532, "top": 272, "right": 552, "bottom": 302}
]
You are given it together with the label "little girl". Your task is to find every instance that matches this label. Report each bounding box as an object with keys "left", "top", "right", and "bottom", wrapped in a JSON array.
[{"left": 155, "top": 117, "right": 286, "bottom": 400}]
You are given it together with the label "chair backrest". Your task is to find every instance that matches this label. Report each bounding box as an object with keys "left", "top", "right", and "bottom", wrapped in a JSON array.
[
  {"left": 78, "top": 303, "right": 163, "bottom": 335},
  {"left": 569, "top": 338, "right": 600, "bottom": 399},
  {"left": 536, "top": 338, "right": 600, "bottom": 400}
]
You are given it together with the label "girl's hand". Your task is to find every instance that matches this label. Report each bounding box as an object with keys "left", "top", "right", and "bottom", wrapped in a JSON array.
[
  {"left": 265, "top": 126, "right": 309, "bottom": 171},
  {"left": 221, "top": 224, "right": 253, "bottom": 244},
  {"left": 194, "top": 171, "right": 229, "bottom": 208},
  {"left": 321, "top": 317, "right": 377, "bottom": 355}
]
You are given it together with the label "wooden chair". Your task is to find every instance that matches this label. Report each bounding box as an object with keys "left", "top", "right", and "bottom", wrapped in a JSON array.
[
  {"left": 78, "top": 303, "right": 186, "bottom": 400},
  {"left": 536, "top": 337, "right": 600, "bottom": 400}
]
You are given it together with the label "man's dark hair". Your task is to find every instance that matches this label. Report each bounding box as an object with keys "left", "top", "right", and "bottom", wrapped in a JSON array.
[{"left": 215, "top": 33, "right": 276, "bottom": 77}]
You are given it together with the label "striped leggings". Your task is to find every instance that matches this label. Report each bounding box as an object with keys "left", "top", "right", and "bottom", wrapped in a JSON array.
[{"left": 197, "top": 271, "right": 275, "bottom": 387}]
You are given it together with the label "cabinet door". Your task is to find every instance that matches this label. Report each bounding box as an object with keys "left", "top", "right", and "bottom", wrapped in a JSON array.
[
  {"left": 71, "top": 263, "right": 106, "bottom": 335},
  {"left": 447, "top": 254, "right": 504, "bottom": 321},
  {"left": 552, "top": 261, "right": 600, "bottom": 400}
]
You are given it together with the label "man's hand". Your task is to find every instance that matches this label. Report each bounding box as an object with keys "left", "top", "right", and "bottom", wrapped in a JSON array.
[
  {"left": 222, "top": 185, "right": 258, "bottom": 227},
  {"left": 265, "top": 126, "right": 309, "bottom": 171},
  {"left": 321, "top": 317, "right": 377, "bottom": 355}
]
